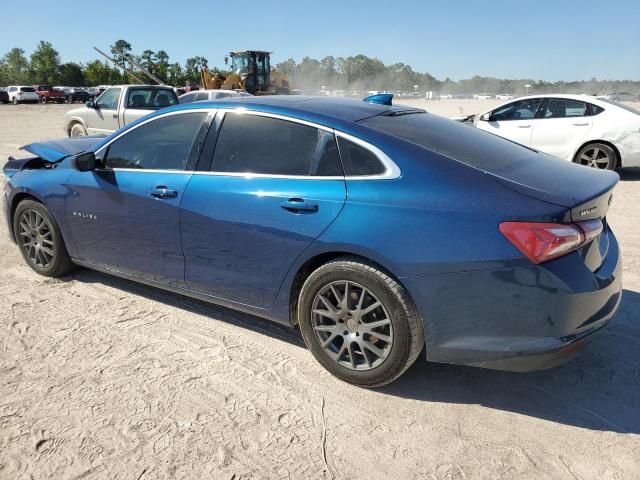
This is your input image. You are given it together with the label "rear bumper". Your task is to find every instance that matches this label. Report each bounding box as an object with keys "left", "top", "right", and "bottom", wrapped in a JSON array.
[{"left": 405, "top": 228, "right": 622, "bottom": 372}]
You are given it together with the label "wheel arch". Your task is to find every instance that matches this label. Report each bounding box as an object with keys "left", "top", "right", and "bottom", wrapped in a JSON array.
[
  {"left": 8, "top": 191, "right": 45, "bottom": 242},
  {"left": 573, "top": 139, "right": 622, "bottom": 168},
  {"left": 66, "top": 117, "right": 87, "bottom": 136},
  {"left": 287, "top": 250, "right": 410, "bottom": 327}
]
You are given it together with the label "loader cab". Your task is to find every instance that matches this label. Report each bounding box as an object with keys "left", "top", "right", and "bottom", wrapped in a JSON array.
[{"left": 229, "top": 50, "right": 271, "bottom": 95}]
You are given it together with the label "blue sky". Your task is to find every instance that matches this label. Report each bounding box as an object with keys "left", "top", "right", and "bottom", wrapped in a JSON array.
[{"left": 1, "top": 0, "right": 639, "bottom": 81}]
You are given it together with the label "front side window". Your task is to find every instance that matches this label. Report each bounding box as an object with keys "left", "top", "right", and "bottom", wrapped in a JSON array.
[
  {"left": 491, "top": 98, "right": 543, "bottom": 121},
  {"left": 211, "top": 113, "right": 342, "bottom": 176},
  {"left": 126, "top": 88, "right": 179, "bottom": 109},
  {"left": 97, "top": 88, "right": 121, "bottom": 110},
  {"left": 544, "top": 99, "right": 587, "bottom": 118},
  {"left": 104, "top": 112, "right": 207, "bottom": 170}
]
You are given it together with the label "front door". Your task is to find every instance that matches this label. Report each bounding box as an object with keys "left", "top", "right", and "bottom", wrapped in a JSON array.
[
  {"left": 476, "top": 97, "right": 544, "bottom": 147},
  {"left": 85, "top": 87, "right": 122, "bottom": 135},
  {"left": 65, "top": 111, "right": 209, "bottom": 284},
  {"left": 180, "top": 111, "right": 347, "bottom": 309}
]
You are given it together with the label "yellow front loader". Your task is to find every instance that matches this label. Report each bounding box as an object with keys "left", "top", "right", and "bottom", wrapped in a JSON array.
[{"left": 200, "top": 50, "right": 292, "bottom": 95}]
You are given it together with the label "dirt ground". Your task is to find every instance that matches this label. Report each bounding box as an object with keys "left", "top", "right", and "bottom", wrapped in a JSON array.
[{"left": 0, "top": 103, "right": 639, "bottom": 480}]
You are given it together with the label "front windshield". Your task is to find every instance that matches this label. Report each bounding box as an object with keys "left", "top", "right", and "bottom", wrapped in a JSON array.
[
  {"left": 231, "top": 54, "right": 250, "bottom": 75},
  {"left": 599, "top": 98, "right": 640, "bottom": 115}
]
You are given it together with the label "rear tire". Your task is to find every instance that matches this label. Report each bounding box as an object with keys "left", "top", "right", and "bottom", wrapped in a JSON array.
[
  {"left": 69, "top": 123, "right": 87, "bottom": 137},
  {"left": 13, "top": 200, "right": 75, "bottom": 278},
  {"left": 12, "top": 97, "right": 18, "bottom": 105},
  {"left": 574, "top": 143, "right": 617, "bottom": 170},
  {"left": 298, "top": 257, "right": 424, "bottom": 387}
]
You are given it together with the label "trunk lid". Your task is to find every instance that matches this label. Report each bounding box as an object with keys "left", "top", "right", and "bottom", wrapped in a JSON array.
[{"left": 486, "top": 153, "right": 618, "bottom": 221}]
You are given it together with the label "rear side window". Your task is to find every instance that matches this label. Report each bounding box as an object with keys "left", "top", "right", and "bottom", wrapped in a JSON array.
[
  {"left": 104, "top": 112, "right": 206, "bottom": 170},
  {"left": 543, "top": 99, "right": 587, "bottom": 118},
  {"left": 337, "top": 137, "right": 385, "bottom": 176},
  {"left": 126, "top": 88, "right": 179, "bottom": 109},
  {"left": 211, "top": 113, "right": 342, "bottom": 176},
  {"left": 195, "top": 91, "right": 209, "bottom": 101},
  {"left": 589, "top": 104, "right": 605, "bottom": 115}
]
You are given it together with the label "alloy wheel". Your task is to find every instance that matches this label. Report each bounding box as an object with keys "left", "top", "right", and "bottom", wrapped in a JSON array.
[
  {"left": 17, "top": 209, "right": 55, "bottom": 268},
  {"left": 311, "top": 280, "right": 393, "bottom": 370},
  {"left": 579, "top": 146, "right": 612, "bottom": 169}
]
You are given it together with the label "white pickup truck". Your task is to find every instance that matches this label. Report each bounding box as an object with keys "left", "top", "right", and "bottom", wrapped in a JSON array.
[{"left": 63, "top": 85, "right": 179, "bottom": 137}]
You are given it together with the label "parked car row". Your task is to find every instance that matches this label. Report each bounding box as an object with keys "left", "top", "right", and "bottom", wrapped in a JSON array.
[{"left": 0, "top": 85, "right": 110, "bottom": 105}]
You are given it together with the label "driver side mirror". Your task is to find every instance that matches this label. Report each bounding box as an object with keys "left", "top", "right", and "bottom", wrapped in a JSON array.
[
  {"left": 85, "top": 99, "right": 96, "bottom": 108},
  {"left": 479, "top": 112, "right": 492, "bottom": 121},
  {"left": 74, "top": 152, "right": 97, "bottom": 172}
]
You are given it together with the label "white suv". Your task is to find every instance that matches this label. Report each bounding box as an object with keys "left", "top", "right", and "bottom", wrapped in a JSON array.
[{"left": 6, "top": 86, "right": 39, "bottom": 104}]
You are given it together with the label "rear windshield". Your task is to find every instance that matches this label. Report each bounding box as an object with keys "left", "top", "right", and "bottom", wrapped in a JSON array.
[
  {"left": 598, "top": 98, "right": 640, "bottom": 115},
  {"left": 20, "top": 87, "right": 36, "bottom": 92},
  {"left": 359, "top": 112, "right": 540, "bottom": 173}
]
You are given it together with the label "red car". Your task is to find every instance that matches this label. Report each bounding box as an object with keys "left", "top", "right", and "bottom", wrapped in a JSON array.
[{"left": 34, "top": 85, "right": 65, "bottom": 104}]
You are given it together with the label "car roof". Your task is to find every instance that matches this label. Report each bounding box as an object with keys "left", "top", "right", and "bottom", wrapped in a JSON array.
[{"left": 165, "top": 95, "right": 414, "bottom": 124}]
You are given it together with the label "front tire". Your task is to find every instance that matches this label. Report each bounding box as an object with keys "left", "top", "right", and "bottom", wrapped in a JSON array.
[
  {"left": 13, "top": 200, "right": 75, "bottom": 277},
  {"left": 574, "top": 143, "right": 617, "bottom": 170},
  {"left": 12, "top": 97, "right": 18, "bottom": 105},
  {"left": 69, "top": 123, "right": 87, "bottom": 137},
  {"left": 298, "top": 257, "right": 424, "bottom": 387}
]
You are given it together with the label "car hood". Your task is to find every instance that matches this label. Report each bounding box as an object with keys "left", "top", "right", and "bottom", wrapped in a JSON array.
[{"left": 21, "top": 136, "right": 105, "bottom": 162}]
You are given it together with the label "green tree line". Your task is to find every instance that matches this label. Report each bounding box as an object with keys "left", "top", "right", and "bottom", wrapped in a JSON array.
[
  {"left": 2, "top": 39, "right": 639, "bottom": 96},
  {"left": 0, "top": 40, "right": 217, "bottom": 87}
]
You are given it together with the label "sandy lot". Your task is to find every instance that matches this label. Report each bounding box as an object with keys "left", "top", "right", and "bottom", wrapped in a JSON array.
[{"left": 0, "top": 103, "right": 639, "bottom": 480}]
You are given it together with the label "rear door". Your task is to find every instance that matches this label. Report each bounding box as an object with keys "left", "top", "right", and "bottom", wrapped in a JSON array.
[
  {"left": 65, "top": 110, "right": 210, "bottom": 283},
  {"left": 529, "top": 98, "right": 593, "bottom": 160},
  {"left": 476, "top": 98, "right": 544, "bottom": 146},
  {"left": 180, "top": 111, "right": 346, "bottom": 308},
  {"left": 85, "top": 87, "right": 122, "bottom": 135}
]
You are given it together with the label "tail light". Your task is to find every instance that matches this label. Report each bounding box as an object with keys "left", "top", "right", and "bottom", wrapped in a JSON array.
[{"left": 500, "top": 219, "right": 603, "bottom": 264}]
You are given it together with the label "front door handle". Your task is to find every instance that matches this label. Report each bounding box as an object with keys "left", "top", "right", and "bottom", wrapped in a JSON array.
[
  {"left": 149, "top": 186, "right": 178, "bottom": 199},
  {"left": 517, "top": 125, "right": 532, "bottom": 128},
  {"left": 572, "top": 122, "right": 589, "bottom": 126},
  {"left": 280, "top": 198, "right": 318, "bottom": 213}
]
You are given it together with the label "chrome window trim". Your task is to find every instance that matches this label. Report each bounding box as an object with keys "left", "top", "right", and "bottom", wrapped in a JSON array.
[
  {"left": 211, "top": 109, "right": 400, "bottom": 180},
  {"left": 94, "top": 107, "right": 401, "bottom": 180}
]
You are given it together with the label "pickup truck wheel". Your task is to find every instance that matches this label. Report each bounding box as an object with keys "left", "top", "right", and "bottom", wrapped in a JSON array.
[
  {"left": 41, "top": 96, "right": 47, "bottom": 104},
  {"left": 70, "top": 123, "right": 87, "bottom": 137}
]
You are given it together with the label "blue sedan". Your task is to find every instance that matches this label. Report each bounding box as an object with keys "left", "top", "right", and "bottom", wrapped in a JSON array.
[{"left": 2, "top": 95, "right": 622, "bottom": 386}]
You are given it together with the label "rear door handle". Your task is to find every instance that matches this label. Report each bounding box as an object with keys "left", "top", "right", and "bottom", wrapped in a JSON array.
[
  {"left": 149, "top": 186, "right": 178, "bottom": 199},
  {"left": 517, "top": 125, "right": 532, "bottom": 128},
  {"left": 280, "top": 198, "right": 318, "bottom": 213},
  {"left": 572, "top": 122, "right": 589, "bottom": 126}
]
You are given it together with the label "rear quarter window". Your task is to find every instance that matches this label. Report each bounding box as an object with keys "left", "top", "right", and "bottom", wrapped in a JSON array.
[{"left": 337, "top": 137, "right": 386, "bottom": 176}]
